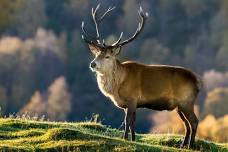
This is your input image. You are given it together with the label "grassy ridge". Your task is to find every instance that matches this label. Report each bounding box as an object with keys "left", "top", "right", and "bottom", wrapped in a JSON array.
[{"left": 0, "top": 118, "right": 227, "bottom": 152}]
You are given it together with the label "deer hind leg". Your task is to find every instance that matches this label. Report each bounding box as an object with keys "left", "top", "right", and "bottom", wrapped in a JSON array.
[
  {"left": 177, "top": 109, "right": 191, "bottom": 147},
  {"left": 124, "top": 106, "right": 136, "bottom": 140},
  {"left": 130, "top": 111, "right": 136, "bottom": 141},
  {"left": 181, "top": 108, "right": 199, "bottom": 149}
]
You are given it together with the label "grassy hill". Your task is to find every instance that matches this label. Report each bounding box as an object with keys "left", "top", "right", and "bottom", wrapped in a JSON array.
[{"left": 0, "top": 118, "right": 227, "bottom": 152}]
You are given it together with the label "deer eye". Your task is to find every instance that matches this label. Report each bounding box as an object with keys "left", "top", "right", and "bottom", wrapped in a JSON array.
[{"left": 105, "top": 56, "right": 110, "bottom": 59}]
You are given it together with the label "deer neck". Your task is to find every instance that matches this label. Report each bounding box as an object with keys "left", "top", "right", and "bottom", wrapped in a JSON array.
[{"left": 96, "top": 60, "right": 125, "bottom": 97}]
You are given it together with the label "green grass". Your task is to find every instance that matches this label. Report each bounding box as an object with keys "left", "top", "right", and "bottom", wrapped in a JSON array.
[{"left": 0, "top": 118, "right": 227, "bottom": 152}]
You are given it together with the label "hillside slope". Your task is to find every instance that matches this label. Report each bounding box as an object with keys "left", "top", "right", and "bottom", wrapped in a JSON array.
[{"left": 0, "top": 118, "right": 227, "bottom": 152}]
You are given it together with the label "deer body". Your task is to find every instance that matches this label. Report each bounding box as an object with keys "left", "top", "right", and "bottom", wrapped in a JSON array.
[
  {"left": 97, "top": 61, "right": 200, "bottom": 111},
  {"left": 82, "top": 4, "right": 200, "bottom": 149}
]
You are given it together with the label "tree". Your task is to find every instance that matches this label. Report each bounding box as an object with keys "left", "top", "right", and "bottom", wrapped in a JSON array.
[
  {"left": 150, "top": 106, "right": 199, "bottom": 134},
  {"left": 150, "top": 110, "right": 184, "bottom": 134},
  {"left": 181, "top": 0, "right": 207, "bottom": 18},
  {"left": 139, "top": 39, "right": 170, "bottom": 64},
  {"left": 65, "top": 0, "right": 89, "bottom": 18},
  {"left": 19, "top": 91, "right": 46, "bottom": 117},
  {"left": 202, "top": 70, "right": 228, "bottom": 92},
  {"left": 20, "top": 76, "right": 71, "bottom": 121},
  {"left": 216, "top": 31, "right": 228, "bottom": 69},
  {"left": 12, "top": 0, "right": 47, "bottom": 37},
  {"left": 47, "top": 76, "right": 71, "bottom": 121},
  {"left": 0, "top": 86, "right": 7, "bottom": 116},
  {"left": 0, "top": 0, "right": 22, "bottom": 34},
  {"left": 202, "top": 87, "right": 228, "bottom": 118},
  {"left": 198, "top": 114, "right": 228, "bottom": 142}
]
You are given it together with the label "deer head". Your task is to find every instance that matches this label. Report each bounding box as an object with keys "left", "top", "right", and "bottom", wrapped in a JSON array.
[{"left": 82, "top": 4, "right": 148, "bottom": 74}]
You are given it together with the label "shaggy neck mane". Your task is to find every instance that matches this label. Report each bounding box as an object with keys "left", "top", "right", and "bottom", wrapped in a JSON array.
[{"left": 97, "top": 60, "right": 125, "bottom": 96}]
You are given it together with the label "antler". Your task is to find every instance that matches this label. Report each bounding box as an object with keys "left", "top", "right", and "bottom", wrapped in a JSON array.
[
  {"left": 82, "top": 4, "right": 115, "bottom": 48},
  {"left": 82, "top": 4, "right": 148, "bottom": 50},
  {"left": 111, "top": 6, "right": 148, "bottom": 47}
]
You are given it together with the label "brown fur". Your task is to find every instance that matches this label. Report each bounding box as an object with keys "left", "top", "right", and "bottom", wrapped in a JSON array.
[
  {"left": 97, "top": 61, "right": 201, "bottom": 110},
  {"left": 95, "top": 59, "right": 201, "bottom": 148},
  {"left": 83, "top": 4, "right": 200, "bottom": 149}
]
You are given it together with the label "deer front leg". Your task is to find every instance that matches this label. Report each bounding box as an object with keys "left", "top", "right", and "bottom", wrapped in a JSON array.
[
  {"left": 124, "top": 106, "right": 136, "bottom": 140},
  {"left": 130, "top": 111, "right": 136, "bottom": 141}
]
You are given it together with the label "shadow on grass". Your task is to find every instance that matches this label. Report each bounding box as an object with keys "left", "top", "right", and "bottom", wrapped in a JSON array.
[{"left": 139, "top": 134, "right": 227, "bottom": 152}]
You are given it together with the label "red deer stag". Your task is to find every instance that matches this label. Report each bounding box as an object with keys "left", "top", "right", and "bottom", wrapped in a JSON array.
[{"left": 81, "top": 4, "right": 201, "bottom": 149}]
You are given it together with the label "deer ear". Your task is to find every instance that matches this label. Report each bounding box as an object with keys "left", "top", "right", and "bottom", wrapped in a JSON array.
[
  {"left": 88, "top": 44, "right": 101, "bottom": 55},
  {"left": 111, "top": 47, "right": 121, "bottom": 55}
]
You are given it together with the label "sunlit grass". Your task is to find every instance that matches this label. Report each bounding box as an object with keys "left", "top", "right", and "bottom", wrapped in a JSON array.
[{"left": 0, "top": 118, "right": 227, "bottom": 152}]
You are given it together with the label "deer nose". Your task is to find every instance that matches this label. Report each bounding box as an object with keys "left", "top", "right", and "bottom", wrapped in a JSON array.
[{"left": 90, "top": 62, "right": 96, "bottom": 68}]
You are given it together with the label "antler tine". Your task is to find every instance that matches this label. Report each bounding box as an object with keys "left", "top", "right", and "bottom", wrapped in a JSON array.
[
  {"left": 111, "top": 32, "right": 123, "bottom": 46},
  {"left": 81, "top": 34, "right": 104, "bottom": 48},
  {"left": 82, "top": 4, "right": 122, "bottom": 49},
  {"left": 91, "top": 4, "right": 116, "bottom": 46},
  {"left": 82, "top": 20, "right": 104, "bottom": 48},
  {"left": 102, "top": 39, "right": 107, "bottom": 47},
  {"left": 98, "top": 6, "right": 116, "bottom": 22},
  {"left": 81, "top": 21, "right": 97, "bottom": 40},
  {"left": 91, "top": 4, "right": 101, "bottom": 41},
  {"left": 115, "top": 6, "right": 148, "bottom": 47},
  {"left": 81, "top": 35, "right": 91, "bottom": 44}
]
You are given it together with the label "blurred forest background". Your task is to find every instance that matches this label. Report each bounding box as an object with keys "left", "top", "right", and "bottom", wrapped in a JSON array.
[{"left": 0, "top": 0, "right": 227, "bottom": 143}]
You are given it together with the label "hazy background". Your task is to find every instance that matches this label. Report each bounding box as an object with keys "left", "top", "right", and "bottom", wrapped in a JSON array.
[{"left": 0, "top": 0, "right": 227, "bottom": 142}]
